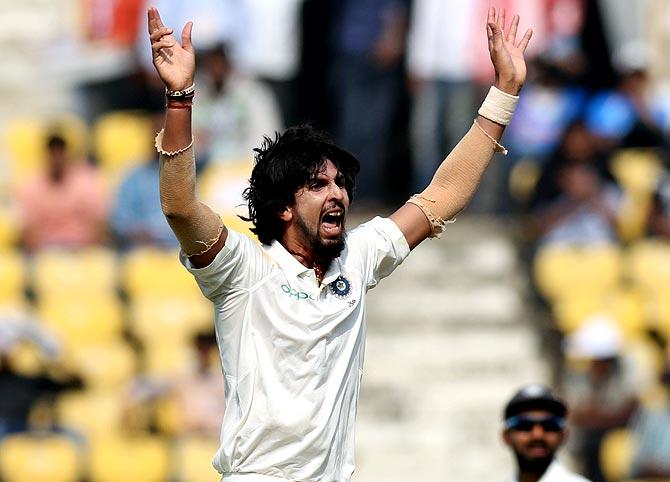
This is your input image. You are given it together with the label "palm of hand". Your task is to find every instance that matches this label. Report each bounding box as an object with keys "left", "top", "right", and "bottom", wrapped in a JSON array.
[
  {"left": 154, "top": 39, "right": 195, "bottom": 90},
  {"left": 486, "top": 8, "right": 533, "bottom": 94},
  {"left": 148, "top": 7, "right": 195, "bottom": 91}
]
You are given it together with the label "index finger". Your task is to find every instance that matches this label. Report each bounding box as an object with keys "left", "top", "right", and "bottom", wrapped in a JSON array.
[{"left": 147, "top": 7, "right": 166, "bottom": 34}]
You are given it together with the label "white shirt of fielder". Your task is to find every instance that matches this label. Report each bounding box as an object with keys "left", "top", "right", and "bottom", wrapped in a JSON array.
[
  {"left": 181, "top": 216, "right": 410, "bottom": 481},
  {"left": 506, "top": 460, "right": 593, "bottom": 482}
]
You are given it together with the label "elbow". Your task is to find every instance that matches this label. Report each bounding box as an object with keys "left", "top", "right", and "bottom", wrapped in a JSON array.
[{"left": 161, "top": 202, "right": 193, "bottom": 221}]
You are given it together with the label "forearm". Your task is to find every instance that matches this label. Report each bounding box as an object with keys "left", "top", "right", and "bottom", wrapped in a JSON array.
[
  {"left": 157, "top": 108, "right": 223, "bottom": 256},
  {"left": 411, "top": 117, "right": 505, "bottom": 221}
]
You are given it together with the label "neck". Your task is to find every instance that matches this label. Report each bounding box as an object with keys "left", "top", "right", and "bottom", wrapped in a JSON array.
[
  {"left": 517, "top": 458, "right": 553, "bottom": 482},
  {"left": 287, "top": 247, "right": 330, "bottom": 283}
]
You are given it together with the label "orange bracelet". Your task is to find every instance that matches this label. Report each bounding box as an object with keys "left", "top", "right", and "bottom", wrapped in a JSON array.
[{"left": 166, "top": 99, "right": 193, "bottom": 110}]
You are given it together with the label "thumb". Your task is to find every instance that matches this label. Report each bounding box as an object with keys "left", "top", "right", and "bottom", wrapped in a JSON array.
[{"left": 182, "top": 21, "right": 194, "bottom": 52}]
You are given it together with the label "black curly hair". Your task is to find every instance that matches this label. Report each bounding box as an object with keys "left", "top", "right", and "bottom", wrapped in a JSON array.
[{"left": 241, "top": 125, "right": 360, "bottom": 245}]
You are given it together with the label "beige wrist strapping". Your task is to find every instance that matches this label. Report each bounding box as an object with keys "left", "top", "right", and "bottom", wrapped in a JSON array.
[
  {"left": 477, "top": 86, "right": 519, "bottom": 126},
  {"left": 155, "top": 128, "right": 224, "bottom": 257},
  {"left": 407, "top": 120, "right": 506, "bottom": 238}
]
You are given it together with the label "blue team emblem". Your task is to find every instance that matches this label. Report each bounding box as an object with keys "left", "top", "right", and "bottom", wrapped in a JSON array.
[{"left": 329, "top": 276, "right": 351, "bottom": 299}]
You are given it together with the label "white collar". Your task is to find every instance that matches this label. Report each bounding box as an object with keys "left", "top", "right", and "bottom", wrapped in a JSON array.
[{"left": 265, "top": 240, "right": 343, "bottom": 287}]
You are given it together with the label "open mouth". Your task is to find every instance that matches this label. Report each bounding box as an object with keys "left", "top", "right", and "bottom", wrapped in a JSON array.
[{"left": 321, "top": 210, "right": 344, "bottom": 237}]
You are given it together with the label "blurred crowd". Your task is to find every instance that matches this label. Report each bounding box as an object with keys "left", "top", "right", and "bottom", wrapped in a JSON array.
[{"left": 1, "top": 0, "right": 670, "bottom": 481}]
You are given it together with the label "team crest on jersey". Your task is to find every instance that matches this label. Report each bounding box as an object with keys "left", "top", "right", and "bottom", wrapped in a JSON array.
[{"left": 329, "top": 275, "right": 352, "bottom": 299}]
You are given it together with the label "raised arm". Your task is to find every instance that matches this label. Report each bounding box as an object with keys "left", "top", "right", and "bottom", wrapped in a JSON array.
[
  {"left": 148, "top": 7, "right": 227, "bottom": 267},
  {"left": 390, "top": 7, "right": 533, "bottom": 249}
]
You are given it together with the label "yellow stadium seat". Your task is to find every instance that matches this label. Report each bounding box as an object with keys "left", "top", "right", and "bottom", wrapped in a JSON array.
[
  {"left": 143, "top": 341, "right": 195, "bottom": 377},
  {"left": 129, "top": 296, "right": 213, "bottom": 344},
  {"left": 4, "top": 114, "right": 89, "bottom": 186},
  {"left": 610, "top": 149, "right": 663, "bottom": 242},
  {"left": 0, "top": 205, "right": 20, "bottom": 248},
  {"left": 57, "top": 390, "right": 125, "bottom": 440},
  {"left": 611, "top": 149, "right": 663, "bottom": 195},
  {"left": 174, "top": 436, "right": 221, "bottom": 482},
  {"left": 627, "top": 239, "right": 670, "bottom": 296},
  {"left": 534, "top": 244, "right": 623, "bottom": 302},
  {"left": 121, "top": 247, "right": 202, "bottom": 299},
  {"left": 32, "top": 247, "right": 117, "bottom": 299},
  {"left": 601, "top": 288, "right": 647, "bottom": 339},
  {"left": 0, "top": 433, "right": 81, "bottom": 482},
  {"left": 0, "top": 249, "right": 26, "bottom": 305},
  {"left": 88, "top": 434, "right": 170, "bottom": 482},
  {"left": 93, "top": 111, "right": 154, "bottom": 185},
  {"left": 37, "top": 295, "right": 123, "bottom": 348},
  {"left": 508, "top": 158, "right": 541, "bottom": 205},
  {"left": 69, "top": 341, "right": 137, "bottom": 389},
  {"left": 600, "top": 428, "right": 636, "bottom": 482}
]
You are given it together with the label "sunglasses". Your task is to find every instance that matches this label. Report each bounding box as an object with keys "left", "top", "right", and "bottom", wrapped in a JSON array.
[{"left": 505, "top": 415, "right": 565, "bottom": 432}]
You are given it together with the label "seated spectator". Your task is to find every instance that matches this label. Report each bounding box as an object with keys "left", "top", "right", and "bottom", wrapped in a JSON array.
[
  {"left": 17, "top": 134, "right": 109, "bottom": 252},
  {"left": 194, "top": 43, "right": 282, "bottom": 166},
  {"left": 533, "top": 160, "right": 621, "bottom": 247},
  {"left": 110, "top": 117, "right": 179, "bottom": 250},
  {"left": 0, "top": 313, "right": 81, "bottom": 437},
  {"left": 562, "top": 317, "right": 639, "bottom": 482},
  {"left": 646, "top": 170, "right": 670, "bottom": 237},
  {"left": 629, "top": 363, "right": 670, "bottom": 478},
  {"left": 171, "top": 332, "right": 225, "bottom": 437}
]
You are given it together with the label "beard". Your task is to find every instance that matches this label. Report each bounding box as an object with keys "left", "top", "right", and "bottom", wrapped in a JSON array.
[
  {"left": 514, "top": 449, "right": 554, "bottom": 475},
  {"left": 295, "top": 214, "right": 346, "bottom": 261}
]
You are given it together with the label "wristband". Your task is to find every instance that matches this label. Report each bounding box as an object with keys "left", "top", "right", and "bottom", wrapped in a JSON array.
[
  {"left": 477, "top": 86, "right": 519, "bottom": 126},
  {"left": 166, "top": 83, "right": 195, "bottom": 100},
  {"left": 166, "top": 99, "right": 193, "bottom": 110}
]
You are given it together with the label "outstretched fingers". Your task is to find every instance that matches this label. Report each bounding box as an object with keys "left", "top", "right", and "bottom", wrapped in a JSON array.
[
  {"left": 517, "top": 28, "right": 533, "bottom": 53},
  {"left": 497, "top": 8, "right": 506, "bottom": 31},
  {"left": 487, "top": 21, "right": 503, "bottom": 51},
  {"left": 507, "top": 14, "right": 519, "bottom": 44}
]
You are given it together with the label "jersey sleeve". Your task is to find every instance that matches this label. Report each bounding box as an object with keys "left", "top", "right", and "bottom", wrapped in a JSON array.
[
  {"left": 346, "top": 216, "right": 411, "bottom": 290},
  {"left": 179, "top": 229, "right": 270, "bottom": 301}
]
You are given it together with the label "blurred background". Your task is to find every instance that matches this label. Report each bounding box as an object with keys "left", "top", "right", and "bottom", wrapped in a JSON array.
[{"left": 1, "top": 0, "right": 670, "bottom": 481}]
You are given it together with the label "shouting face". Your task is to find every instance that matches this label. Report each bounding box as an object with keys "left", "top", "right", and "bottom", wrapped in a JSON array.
[{"left": 281, "top": 159, "right": 349, "bottom": 261}]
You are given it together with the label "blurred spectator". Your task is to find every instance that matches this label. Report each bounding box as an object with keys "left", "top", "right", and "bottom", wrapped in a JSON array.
[
  {"left": 529, "top": 120, "right": 615, "bottom": 210},
  {"left": 629, "top": 363, "right": 670, "bottom": 478},
  {"left": 0, "top": 313, "right": 80, "bottom": 438},
  {"left": 501, "top": 384, "right": 590, "bottom": 482},
  {"left": 82, "top": 0, "right": 145, "bottom": 47},
  {"left": 532, "top": 161, "right": 621, "bottom": 247},
  {"left": 562, "top": 317, "right": 639, "bottom": 482},
  {"left": 194, "top": 43, "right": 282, "bottom": 166},
  {"left": 330, "top": 0, "right": 408, "bottom": 203},
  {"left": 647, "top": 171, "right": 670, "bottom": 237},
  {"left": 506, "top": 61, "right": 587, "bottom": 163},
  {"left": 171, "top": 332, "right": 225, "bottom": 437},
  {"left": 405, "top": 0, "right": 479, "bottom": 191},
  {"left": 17, "top": 134, "right": 109, "bottom": 252},
  {"left": 237, "top": 0, "right": 305, "bottom": 127},
  {"left": 109, "top": 132, "right": 179, "bottom": 250}
]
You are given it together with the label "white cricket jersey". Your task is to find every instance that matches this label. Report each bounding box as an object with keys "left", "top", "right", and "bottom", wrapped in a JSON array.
[
  {"left": 506, "top": 460, "right": 593, "bottom": 482},
  {"left": 180, "top": 216, "right": 410, "bottom": 481}
]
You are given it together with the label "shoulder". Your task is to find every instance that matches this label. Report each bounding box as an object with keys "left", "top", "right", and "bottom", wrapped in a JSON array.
[{"left": 546, "top": 462, "right": 592, "bottom": 482}]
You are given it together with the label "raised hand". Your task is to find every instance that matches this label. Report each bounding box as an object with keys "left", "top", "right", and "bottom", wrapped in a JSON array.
[
  {"left": 486, "top": 8, "right": 533, "bottom": 96},
  {"left": 147, "top": 7, "right": 195, "bottom": 92}
]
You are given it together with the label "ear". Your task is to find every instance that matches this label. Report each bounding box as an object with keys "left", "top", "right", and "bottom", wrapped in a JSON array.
[
  {"left": 502, "top": 430, "right": 513, "bottom": 447},
  {"left": 279, "top": 205, "right": 293, "bottom": 222}
]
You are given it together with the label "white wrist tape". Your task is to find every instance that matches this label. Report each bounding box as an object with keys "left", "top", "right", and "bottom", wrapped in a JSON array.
[{"left": 477, "top": 86, "right": 519, "bottom": 126}]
